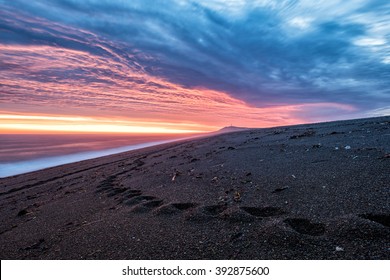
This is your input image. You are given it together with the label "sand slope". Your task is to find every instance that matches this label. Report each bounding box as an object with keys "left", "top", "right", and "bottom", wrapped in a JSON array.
[{"left": 0, "top": 116, "right": 389, "bottom": 259}]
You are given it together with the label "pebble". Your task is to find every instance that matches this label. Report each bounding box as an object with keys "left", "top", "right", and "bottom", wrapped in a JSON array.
[{"left": 335, "top": 246, "right": 344, "bottom": 252}]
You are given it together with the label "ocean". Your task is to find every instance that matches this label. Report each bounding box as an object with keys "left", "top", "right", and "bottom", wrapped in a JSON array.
[{"left": 0, "top": 133, "right": 192, "bottom": 178}]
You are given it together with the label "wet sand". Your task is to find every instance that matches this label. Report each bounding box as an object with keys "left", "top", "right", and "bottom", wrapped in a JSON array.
[{"left": 0, "top": 116, "right": 389, "bottom": 259}]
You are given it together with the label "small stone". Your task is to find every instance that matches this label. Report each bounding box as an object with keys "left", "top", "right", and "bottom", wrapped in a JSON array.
[
  {"left": 335, "top": 246, "right": 344, "bottom": 252},
  {"left": 233, "top": 191, "right": 241, "bottom": 202},
  {"left": 345, "top": 145, "right": 351, "bottom": 150}
]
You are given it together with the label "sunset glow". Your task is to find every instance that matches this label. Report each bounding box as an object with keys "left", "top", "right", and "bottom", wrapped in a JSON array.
[
  {"left": 0, "top": 113, "right": 212, "bottom": 134},
  {"left": 0, "top": 1, "right": 389, "bottom": 133}
]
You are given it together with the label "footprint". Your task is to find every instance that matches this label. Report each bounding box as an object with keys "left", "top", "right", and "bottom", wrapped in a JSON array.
[
  {"left": 153, "top": 202, "right": 198, "bottom": 215},
  {"left": 106, "top": 187, "right": 127, "bottom": 197},
  {"left": 16, "top": 203, "right": 40, "bottom": 217},
  {"left": 17, "top": 208, "right": 29, "bottom": 217},
  {"left": 143, "top": 200, "right": 164, "bottom": 208},
  {"left": 125, "top": 195, "right": 157, "bottom": 206},
  {"left": 184, "top": 208, "right": 215, "bottom": 222},
  {"left": 240, "top": 206, "right": 286, "bottom": 217},
  {"left": 96, "top": 175, "right": 116, "bottom": 193},
  {"left": 130, "top": 200, "right": 164, "bottom": 213},
  {"left": 124, "top": 190, "right": 142, "bottom": 198},
  {"left": 220, "top": 207, "right": 256, "bottom": 223},
  {"left": 23, "top": 238, "right": 46, "bottom": 251},
  {"left": 134, "top": 158, "right": 145, "bottom": 167},
  {"left": 154, "top": 202, "right": 198, "bottom": 215},
  {"left": 359, "top": 213, "right": 389, "bottom": 227},
  {"left": 153, "top": 204, "right": 180, "bottom": 215},
  {"left": 172, "top": 202, "right": 198, "bottom": 211},
  {"left": 203, "top": 205, "right": 228, "bottom": 216},
  {"left": 175, "top": 204, "right": 230, "bottom": 222},
  {"left": 96, "top": 185, "right": 112, "bottom": 193},
  {"left": 284, "top": 218, "right": 326, "bottom": 236}
]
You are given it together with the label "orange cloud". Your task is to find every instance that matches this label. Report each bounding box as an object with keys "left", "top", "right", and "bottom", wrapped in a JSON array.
[
  {"left": 0, "top": 42, "right": 358, "bottom": 133},
  {"left": 0, "top": 43, "right": 306, "bottom": 132}
]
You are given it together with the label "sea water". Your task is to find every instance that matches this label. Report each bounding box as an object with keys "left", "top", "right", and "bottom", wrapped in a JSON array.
[{"left": 0, "top": 134, "right": 192, "bottom": 178}]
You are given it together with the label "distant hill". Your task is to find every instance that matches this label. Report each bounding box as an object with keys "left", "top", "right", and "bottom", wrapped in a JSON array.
[{"left": 215, "top": 126, "right": 250, "bottom": 134}]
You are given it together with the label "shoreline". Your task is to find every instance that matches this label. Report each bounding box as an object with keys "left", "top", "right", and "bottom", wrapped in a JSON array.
[
  {"left": 0, "top": 135, "right": 200, "bottom": 178},
  {"left": 0, "top": 116, "right": 389, "bottom": 259}
]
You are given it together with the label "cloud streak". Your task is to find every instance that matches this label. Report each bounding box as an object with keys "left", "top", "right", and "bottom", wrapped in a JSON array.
[{"left": 0, "top": 0, "right": 389, "bottom": 131}]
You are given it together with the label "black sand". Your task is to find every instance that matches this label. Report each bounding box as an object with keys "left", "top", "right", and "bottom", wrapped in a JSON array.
[{"left": 0, "top": 116, "right": 389, "bottom": 259}]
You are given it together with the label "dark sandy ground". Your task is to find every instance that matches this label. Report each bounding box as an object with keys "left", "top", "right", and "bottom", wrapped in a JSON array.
[{"left": 0, "top": 116, "right": 389, "bottom": 259}]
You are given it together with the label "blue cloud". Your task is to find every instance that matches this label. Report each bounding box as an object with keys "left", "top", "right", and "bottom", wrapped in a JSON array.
[{"left": 1, "top": 0, "right": 389, "bottom": 116}]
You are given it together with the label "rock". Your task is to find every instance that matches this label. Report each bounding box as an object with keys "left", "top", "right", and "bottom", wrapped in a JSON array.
[{"left": 335, "top": 246, "right": 344, "bottom": 252}]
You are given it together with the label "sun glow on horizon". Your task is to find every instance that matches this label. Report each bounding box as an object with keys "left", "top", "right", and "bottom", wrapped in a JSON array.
[
  {"left": 0, "top": 101, "right": 358, "bottom": 134},
  {"left": 0, "top": 113, "right": 215, "bottom": 134}
]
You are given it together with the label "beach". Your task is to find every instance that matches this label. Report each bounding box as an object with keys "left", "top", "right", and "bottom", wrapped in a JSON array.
[
  {"left": 0, "top": 133, "right": 194, "bottom": 177},
  {"left": 0, "top": 116, "right": 389, "bottom": 259}
]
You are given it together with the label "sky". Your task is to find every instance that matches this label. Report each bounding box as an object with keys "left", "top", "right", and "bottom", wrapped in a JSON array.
[{"left": 0, "top": 0, "right": 389, "bottom": 133}]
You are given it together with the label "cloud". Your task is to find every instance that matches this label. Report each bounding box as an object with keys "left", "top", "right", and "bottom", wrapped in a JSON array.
[{"left": 0, "top": 0, "right": 389, "bottom": 129}]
